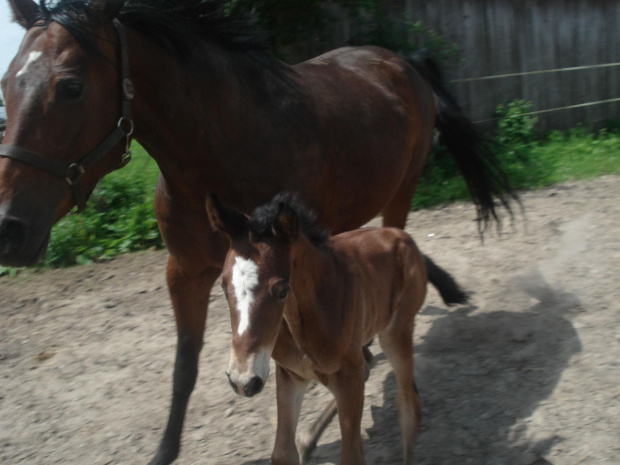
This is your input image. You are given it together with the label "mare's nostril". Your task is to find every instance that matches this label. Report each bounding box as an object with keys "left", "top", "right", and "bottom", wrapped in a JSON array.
[
  {"left": 244, "top": 376, "right": 265, "bottom": 398},
  {"left": 0, "top": 218, "right": 27, "bottom": 255}
]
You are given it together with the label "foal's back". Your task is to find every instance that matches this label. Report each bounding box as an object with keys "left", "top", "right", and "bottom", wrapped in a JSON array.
[{"left": 331, "top": 227, "right": 427, "bottom": 341}]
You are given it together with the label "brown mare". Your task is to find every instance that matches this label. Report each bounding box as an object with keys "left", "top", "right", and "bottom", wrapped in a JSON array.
[
  {"left": 206, "top": 192, "right": 468, "bottom": 464},
  {"left": 0, "top": 1, "right": 514, "bottom": 463}
]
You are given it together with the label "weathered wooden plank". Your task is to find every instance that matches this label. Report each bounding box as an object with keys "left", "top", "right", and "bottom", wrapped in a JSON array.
[{"left": 289, "top": 0, "right": 620, "bottom": 130}]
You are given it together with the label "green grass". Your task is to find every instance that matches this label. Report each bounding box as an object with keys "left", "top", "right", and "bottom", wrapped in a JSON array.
[
  {"left": 1, "top": 127, "right": 620, "bottom": 276},
  {"left": 411, "top": 128, "right": 620, "bottom": 210}
]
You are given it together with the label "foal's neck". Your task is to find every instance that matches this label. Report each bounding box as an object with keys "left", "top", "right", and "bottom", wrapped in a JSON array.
[
  {"left": 290, "top": 236, "right": 336, "bottom": 304},
  {"left": 284, "top": 236, "right": 347, "bottom": 369}
]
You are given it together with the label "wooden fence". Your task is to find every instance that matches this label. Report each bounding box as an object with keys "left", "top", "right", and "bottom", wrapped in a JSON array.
[{"left": 295, "top": 0, "right": 620, "bottom": 131}]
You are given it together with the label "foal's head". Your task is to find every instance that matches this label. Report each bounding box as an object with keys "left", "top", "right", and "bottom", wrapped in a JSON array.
[{"left": 206, "top": 192, "right": 328, "bottom": 397}]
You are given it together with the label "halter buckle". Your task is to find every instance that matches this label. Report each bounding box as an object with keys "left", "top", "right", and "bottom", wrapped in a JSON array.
[
  {"left": 64, "top": 163, "right": 85, "bottom": 186},
  {"left": 117, "top": 117, "right": 134, "bottom": 137},
  {"left": 122, "top": 78, "right": 135, "bottom": 100},
  {"left": 118, "top": 150, "right": 132, "bottom": 169}
]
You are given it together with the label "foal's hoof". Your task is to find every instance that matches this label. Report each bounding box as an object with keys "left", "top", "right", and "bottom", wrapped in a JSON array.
[{"left": 296, "top": 431, "right": 314, "bottom": 465}]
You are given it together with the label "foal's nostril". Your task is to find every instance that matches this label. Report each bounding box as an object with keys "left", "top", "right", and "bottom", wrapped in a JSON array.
[
  {"left": 0, "top": 218, "right": 27, "bottom": 255},
  {"left": 226, "top": 373, "right": 239, "bottom": 394},
  {"left": 244, "top": 376, "right": 265, "bottom": 398}
]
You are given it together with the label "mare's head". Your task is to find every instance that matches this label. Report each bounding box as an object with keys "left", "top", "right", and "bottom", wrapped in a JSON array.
[
  {"left": 0, "top": 0, "right": 129, "bottom": 266},
  {"left": 206, "top": 192, "right": 329, "bottom": 397}
]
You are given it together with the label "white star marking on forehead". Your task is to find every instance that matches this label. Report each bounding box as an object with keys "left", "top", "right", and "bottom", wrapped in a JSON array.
[
  {"left": 16, "top": 51, "right": 42, "bottom": 77},
  {"left": 231, "top": 256, "right": 259, "bottom": 335}
]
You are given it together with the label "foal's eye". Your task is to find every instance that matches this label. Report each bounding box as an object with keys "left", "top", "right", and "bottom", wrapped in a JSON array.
[
  {"left": 274, "top": 283, "right": 290, "bottom": 301},
  {"left": 58, "top": 80, "right": 84, "bottom": 100}
]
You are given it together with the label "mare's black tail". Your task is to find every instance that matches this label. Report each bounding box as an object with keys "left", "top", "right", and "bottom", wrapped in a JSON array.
[
  {"left": 423, "top": 254, "right": 469, "bottom": 306},
  {"left": 406, "top": 50, "right": 520, "bottom": 232}
]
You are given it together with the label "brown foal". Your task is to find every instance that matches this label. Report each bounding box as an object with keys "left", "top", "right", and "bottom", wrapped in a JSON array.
[{"left": 207, "top": 192, "right": 468, "bottom": 464}]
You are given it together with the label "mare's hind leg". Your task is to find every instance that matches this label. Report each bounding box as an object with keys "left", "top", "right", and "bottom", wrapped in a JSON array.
[
  {"left": 378, "top": 327, "right": 421, "bottom": 465},
  {"left": 382, "top": 140, "right": 431, "bottom": 229}
]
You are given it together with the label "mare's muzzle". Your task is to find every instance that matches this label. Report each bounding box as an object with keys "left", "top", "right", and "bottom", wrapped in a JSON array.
[{"left": 0, "top": 215, "right": 27, "bottom": 258}]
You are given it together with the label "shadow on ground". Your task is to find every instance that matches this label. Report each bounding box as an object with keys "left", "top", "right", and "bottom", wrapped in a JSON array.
[{"left": 305, "top": 277, "right": 581, "bottom": 465}]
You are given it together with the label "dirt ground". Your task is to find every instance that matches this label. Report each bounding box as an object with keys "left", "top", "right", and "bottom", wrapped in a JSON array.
[{"left": 1, "top": 175, "right": 619, "bottom": 465}]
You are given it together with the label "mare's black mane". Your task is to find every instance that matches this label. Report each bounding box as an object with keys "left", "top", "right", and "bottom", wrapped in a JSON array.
[
  {"left": 34, "top": 0, "right": 291, "bottom": 78},
  {"left": 249, "top": 193, "right": 331, "bottom": 248}
]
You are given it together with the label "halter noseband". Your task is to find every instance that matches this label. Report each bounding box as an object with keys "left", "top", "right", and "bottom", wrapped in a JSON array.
[{"left": 0, "top": 19, "right": 134, "bottom": 213}]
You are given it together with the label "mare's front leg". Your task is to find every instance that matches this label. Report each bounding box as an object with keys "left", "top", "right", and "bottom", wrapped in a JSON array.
[
  {"left": 327, "top": 349, "right": 367, "bottom": 465},
  {"left": 149, "top": 192, "right": 228, "bottom": 465},
  {"left": 272, "top": 365, "right": 309, "bottom": 465}
]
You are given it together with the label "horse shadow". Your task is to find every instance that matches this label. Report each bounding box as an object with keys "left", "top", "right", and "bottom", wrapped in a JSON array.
[{"left": 303, "top": 274, "right": 581, "bottom": 465}]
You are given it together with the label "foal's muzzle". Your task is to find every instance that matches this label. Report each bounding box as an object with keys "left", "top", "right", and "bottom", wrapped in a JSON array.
[{"left": 226, "top": 372, "right": 265, "bottom": 398}]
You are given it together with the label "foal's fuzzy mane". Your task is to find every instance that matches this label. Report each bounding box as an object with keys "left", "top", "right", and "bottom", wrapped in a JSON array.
[{"left": 248, "top": 193, "right": 331, "bottom": 249}]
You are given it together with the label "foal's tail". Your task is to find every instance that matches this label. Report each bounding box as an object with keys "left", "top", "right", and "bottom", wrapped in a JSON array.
[
  {"left": 423, "top": 254, "right": 469, "bottom": 306},
  {"left": 406, "top": 50, "right": 520, "bottom": 232}
]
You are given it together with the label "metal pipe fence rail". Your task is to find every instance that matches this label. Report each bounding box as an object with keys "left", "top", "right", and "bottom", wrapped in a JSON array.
[{"left": 451, "top": 62, "right": 620, "bottom": 125}]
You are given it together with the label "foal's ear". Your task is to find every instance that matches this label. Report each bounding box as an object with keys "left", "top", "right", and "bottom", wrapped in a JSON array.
[
  {"left": 272, "top": 205, "right": 299, "bottom": 241},
  {"left": 8, "top": 0, "right": 39, "bottom": 28},
  {"left": 206, "top": 193, "right": 248, "bottom": 238}
]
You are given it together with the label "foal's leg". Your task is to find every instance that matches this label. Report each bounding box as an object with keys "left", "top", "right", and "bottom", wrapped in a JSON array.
[
  {"left": 298, "top": 344, "right": 375, "bottom": 463},
  {"left": 326, "top": 349, "right": 367, "bottom": 465},
  {"left": 272, "top": 365, "right": 309, "bottom": 465},
  {"left": 378, "top": 328, "right": 421, "bottom": 465}
]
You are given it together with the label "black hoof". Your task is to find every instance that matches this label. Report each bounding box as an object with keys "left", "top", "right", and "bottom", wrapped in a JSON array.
[{"left": 148, "top": 445, "right": 179, "bottom": 465}]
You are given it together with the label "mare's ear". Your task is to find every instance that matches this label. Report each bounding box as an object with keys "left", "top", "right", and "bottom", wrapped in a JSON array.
[
  {"left": 90, "top": 0, "right": 125, "bottom": 22},
  {"left": 272, "top": 205, "right": 299, "bottom": 241},
  {"left": 206, "top": 193, "right": 248, "bottom": 238},
  {"left": 8, "top": 0, "right": 39, "bottom": 28}
]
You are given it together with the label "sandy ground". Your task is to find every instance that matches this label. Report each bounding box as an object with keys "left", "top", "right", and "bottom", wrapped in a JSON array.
[{"left": 1, "top": 175, "right": 619, "bottom": 465}]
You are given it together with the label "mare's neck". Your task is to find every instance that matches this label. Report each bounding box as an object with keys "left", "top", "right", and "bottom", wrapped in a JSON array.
[{"left": 126, "top": 29, "right": 296, "bottom": 199}]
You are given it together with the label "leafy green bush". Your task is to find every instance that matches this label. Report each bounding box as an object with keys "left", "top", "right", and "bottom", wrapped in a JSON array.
[
  {"left": 227, "top": 0, "right": 459, "bottom": 60},
  {"left": 493, "top": 100, "right": 538, "bottom": 146},
  {"left": 41, "top": 143, "right": 162, "bottom": 268},
  {"left": 344, "top": 8, "right": 460, "bottom": 61},
  {"left": 410, "top": 100, "right": 620, "bottom": 210}
]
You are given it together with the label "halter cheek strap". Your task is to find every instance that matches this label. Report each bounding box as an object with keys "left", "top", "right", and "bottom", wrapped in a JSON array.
[{"left": 0, "top": 19, "right": 134, "bottom": 213}]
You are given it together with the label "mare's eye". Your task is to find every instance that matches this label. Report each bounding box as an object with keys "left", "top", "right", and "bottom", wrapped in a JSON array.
[{"left": 58, "top": 80, "right": 84, "bottom": 100}]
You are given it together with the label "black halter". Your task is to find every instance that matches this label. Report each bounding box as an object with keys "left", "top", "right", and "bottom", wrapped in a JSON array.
[{"left": 0, "top": 19, "right": 134, "bottom": 213}]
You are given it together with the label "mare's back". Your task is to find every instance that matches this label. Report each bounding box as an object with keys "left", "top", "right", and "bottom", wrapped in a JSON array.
[{"left": 293, "top": 46, "right": 431, "bottom": 125}]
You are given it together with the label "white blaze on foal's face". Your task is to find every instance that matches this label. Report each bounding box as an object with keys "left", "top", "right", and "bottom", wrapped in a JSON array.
[{"left": 231, "top": 256, "right": 259, "bottom": 335}]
